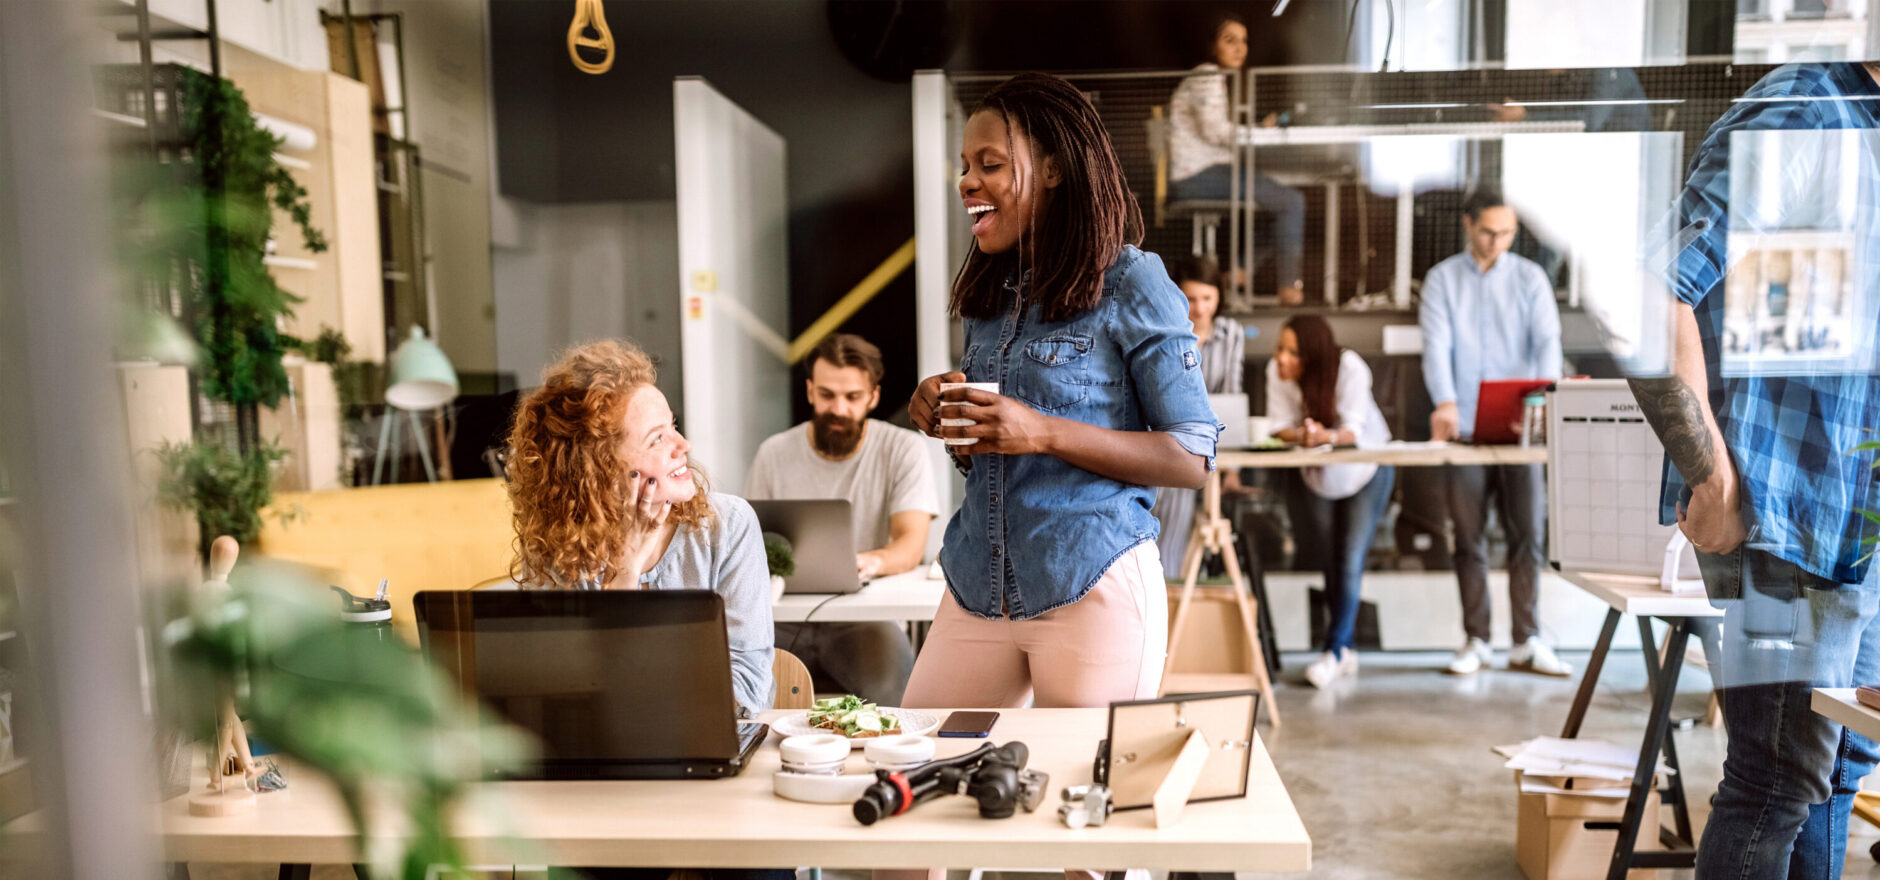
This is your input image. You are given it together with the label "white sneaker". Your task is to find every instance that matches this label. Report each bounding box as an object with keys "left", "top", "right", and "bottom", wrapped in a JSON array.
[
  {"left": 1444, "top": 637, "right": 1492, "bottom": 676},
  {"left": 1510, "top": 638, "right": 1574, "bottom": 677},
  {"left": 1304, "top": 648, "right": 1360, "bottom": 688}
]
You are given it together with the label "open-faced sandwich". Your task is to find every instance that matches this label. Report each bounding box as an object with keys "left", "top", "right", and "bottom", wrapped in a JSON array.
[{"left": 807, "top": 695, "right": 902, "bottom": 738}]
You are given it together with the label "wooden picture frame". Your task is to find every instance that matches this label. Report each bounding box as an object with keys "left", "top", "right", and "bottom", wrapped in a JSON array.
[{"left": 1100, "top": 689, "right": 1259, "bottom": 824}]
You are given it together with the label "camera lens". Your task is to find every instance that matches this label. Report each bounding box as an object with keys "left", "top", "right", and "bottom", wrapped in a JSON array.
[{"left": 853, "top": 796, "right": 883, "bottom": 826}]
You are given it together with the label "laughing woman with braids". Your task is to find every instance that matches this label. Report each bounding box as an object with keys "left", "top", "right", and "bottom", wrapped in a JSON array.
[{"left": 906, "top": 73, "right": 1221, "bottom": 712}]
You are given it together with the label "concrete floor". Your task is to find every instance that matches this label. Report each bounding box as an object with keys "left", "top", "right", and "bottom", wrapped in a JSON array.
[{"left": 1252, "top": 649, "right": 1880, "bottom": 879}]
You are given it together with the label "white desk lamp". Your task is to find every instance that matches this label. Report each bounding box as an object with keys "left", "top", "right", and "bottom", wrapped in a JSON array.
[{"left": 372, "top": 327, "right": 458, "bottom": 484}]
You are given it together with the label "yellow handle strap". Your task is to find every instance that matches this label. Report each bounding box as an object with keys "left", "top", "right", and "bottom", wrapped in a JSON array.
[{"left": 567, "top": 0, "right": 614, "bottom": 75}]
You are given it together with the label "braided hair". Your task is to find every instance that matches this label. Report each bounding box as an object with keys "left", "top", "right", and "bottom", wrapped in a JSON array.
[{"left": 951, "top": 73, "right": 1144, "bottom": 324}]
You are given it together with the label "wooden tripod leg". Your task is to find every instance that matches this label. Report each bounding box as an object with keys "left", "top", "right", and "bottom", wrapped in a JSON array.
[
  {"left": 1164, "top": 534, "right": 1210, "bottom": 694},
  {"left": 1221, "top": 532, "right": 1279, "bottom": 728}
]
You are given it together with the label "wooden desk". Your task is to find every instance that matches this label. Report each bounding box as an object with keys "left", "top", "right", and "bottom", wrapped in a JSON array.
[
  {"left": 1164, "top": 442, "right": 1550, "bottom": 724},
  {"left": 157, "top": 709, "right": 1311, "bottom": 873},
  {"left": 1218, "top": 441, "right": 1547, "bottom": 470},
  {"left": 1814, "top": 688, "right": 1880, "bottom": 741},
  {"left": 772, "top": 568, "right": 944, "bottom": 624},
  {"left": 1555, "top": 570, "right": 1720, "bottom": 880}
]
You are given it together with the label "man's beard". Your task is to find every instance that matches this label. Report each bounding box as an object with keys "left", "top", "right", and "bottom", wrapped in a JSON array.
[{"left": 812, "top": 413, "right": 864, "bottom": 458}]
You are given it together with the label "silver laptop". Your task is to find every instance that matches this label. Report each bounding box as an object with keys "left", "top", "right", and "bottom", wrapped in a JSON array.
[
  {"left": 1211, "top": 393, "right": 1250, "bottom": 448},
  {"left": 747, "top": 499, "right": 866, "bottom": 594}
]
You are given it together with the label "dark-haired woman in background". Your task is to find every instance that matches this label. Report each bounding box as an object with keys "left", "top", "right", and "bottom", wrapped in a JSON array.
[
  {"left": 1153, "top": 254, "right": 1248, "bottom": 579},
  {"left": 906, "top": 72, "right": 1220, "bottom": 717},
  {"left": 1267, "top": 316, "right": 1393, "bottom": 688},
  {"left": 1167, "top": 13, "right": 1307, "bottom": 304}
]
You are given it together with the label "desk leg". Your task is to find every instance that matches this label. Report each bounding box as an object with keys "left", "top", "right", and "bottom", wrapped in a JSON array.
[
  {"left": 1638, "top": 617, "right": 1696, "bottom": 847},
  {"left": 1604, "top": 620, "right": 1692, "bottom": 880},
  {"left": 1561, "top": 608, "right": 1621, "bottom": 739}
]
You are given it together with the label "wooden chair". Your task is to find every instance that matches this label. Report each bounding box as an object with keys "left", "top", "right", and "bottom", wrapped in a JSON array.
[{"left": 773, "top": 648, "right": 815, "bottom": 710}]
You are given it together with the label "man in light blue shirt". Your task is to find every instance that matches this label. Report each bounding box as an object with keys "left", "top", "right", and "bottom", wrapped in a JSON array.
[{"left": 1419, "top": 189, "right": 1565, "bottom": 678}]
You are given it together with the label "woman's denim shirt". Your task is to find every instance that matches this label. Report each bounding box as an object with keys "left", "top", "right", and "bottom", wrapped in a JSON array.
[{"left": 939, "top": 245, "right": 1222, "bottom": 621}]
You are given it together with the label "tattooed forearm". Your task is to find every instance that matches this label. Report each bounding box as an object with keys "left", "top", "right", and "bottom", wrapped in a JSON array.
[{"left": 1628, "top": 377, "right": 1716, "bottom": 488}]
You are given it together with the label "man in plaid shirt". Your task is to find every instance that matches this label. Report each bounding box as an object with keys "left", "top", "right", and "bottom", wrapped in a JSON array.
[{"left": 1629, "top": 62, "right": 1880, "bottom": 877}]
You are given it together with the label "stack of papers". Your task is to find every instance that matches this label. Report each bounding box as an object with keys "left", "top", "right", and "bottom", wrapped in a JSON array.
[{"left": 1495, "top": 737, "right": 1671, "bottom": 799}]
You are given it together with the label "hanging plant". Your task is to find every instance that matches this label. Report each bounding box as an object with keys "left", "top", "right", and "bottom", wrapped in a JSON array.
[{"left": 173, "top": 69, "right": 327, "bottom": 413}]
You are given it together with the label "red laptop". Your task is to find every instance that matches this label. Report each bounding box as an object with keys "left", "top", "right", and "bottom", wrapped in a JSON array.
[{"left": 1470, "top": 379, "right": 1554, "bottom": 444}]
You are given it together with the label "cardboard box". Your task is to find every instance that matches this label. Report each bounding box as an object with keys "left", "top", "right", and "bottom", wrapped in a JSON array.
[{"left": 1516, "top": 771, "right": 1661, "bottom": 880}]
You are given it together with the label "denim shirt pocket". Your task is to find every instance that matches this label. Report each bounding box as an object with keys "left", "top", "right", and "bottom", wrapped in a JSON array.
[
  {"left": 1013, "top": 333, "right": 1093, "bottom": 412},
  {"left": 962, "top": 343, "right": 983, "bottom": 383}
]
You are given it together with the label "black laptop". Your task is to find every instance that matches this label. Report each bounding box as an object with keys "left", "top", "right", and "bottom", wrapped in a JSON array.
[{"left": 413, "top": 589, "right": 768, "bottom": 780}]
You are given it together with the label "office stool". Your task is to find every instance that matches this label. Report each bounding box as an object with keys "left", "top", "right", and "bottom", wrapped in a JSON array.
[{"left": 1166, "top": 199, "right": 1233, "bottom": 257}]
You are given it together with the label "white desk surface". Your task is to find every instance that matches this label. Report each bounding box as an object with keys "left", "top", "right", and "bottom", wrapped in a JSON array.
[
  {"left": 1813, "top": 689, "right": 1880, "bottom": 742},
  {"left": 1555, "top": 570, "right": 1720, "bottom": 618},
  {"left": 155, "top": 709, "right": 1312, "bottom": 872},
  {"left": 1239, "top": 119, "right": 1586, "bottom": 147},
  {"left": 772, "top": 567, "right": 945, "bottom": 624},
  {"left": 1219, "top": 441, "right": 1547, "bottom": 470}
]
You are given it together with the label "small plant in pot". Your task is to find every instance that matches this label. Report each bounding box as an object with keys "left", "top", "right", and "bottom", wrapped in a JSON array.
[{"left": 763, "top": 531, "right": 795, "bottom": 603}]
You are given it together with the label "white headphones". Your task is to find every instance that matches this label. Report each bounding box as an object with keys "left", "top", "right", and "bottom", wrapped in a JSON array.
[{"left": 773, "top": 734, "right": 938, "bottom": 804}]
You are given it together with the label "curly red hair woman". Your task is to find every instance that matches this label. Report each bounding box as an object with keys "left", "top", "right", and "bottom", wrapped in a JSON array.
[{"left": 503, "top": 339, "right": 776, "bottom": 717}]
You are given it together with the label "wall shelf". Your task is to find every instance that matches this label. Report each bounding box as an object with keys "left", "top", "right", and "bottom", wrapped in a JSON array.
[
  {"left": 263, "top": 255, "right": 318, "bottom": 271},
  {"left": 91, "top": 108, "right": 148, "bottom": 129}
]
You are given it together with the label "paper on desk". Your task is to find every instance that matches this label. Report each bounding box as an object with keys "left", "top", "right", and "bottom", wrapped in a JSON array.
[
  {"left": 1518, "top": 775, "right": 1630, "bottom": 799},
  {"left": 1503, "top": 737, "right": 1673, "bottom": 778}
]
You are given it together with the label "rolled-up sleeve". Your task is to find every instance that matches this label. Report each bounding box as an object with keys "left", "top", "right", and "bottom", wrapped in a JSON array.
[
  {"left": 1117, "top": 254, "right": 1223, "bottom": 470},
  {"left": 711, "top": 497, "right": 776, "bottom": 716}
]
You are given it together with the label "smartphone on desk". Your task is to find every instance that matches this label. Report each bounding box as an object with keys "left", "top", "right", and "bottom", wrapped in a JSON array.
[{"left": 937, "top": 710, "right": 1000, "bottom": 738}]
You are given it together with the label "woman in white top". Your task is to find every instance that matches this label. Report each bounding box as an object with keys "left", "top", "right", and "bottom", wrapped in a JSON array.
[
  {"left": 1266, "top": 315, "right": 1393, "bottom": 688},
  {"left": 1166, "top": 14, "right": 1306, "bottom": 304}
]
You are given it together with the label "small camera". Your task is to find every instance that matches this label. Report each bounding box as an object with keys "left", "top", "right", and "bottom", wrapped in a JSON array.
[
  {"left": 1058, "top": 783, "right": 1114, "bottom": 829},
  {"left": 853, "top": 741, "right": 1047, "bottom": 825}
]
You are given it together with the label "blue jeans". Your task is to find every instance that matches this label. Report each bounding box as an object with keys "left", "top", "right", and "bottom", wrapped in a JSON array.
[
  {"left": 1288, "top": 467, "right": 1394, "bottom": 654},
  {"left": 1169, "top": 164, "right": 1305, "bottom": 288},
  {"left": 1693, "top": 546, "right": 1880, "bottom": 879}
]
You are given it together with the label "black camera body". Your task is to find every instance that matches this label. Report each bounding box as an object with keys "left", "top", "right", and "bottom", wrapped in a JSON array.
[{"left": 853, "top": 741, "right": 1049, "bottom": 825}]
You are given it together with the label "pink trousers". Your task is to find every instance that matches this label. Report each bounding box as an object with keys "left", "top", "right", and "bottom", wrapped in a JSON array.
[
  {"left": 882, "top": 543, "right": 1166, "bottom": 880},
  {"left": 904, "top": 540, "right": 1168, "bottom": 710}
]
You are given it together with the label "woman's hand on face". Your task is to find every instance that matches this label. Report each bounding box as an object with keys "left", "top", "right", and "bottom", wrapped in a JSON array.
[
  {"left": 909, "top": 371, "right": 966, "bottom": 437},
  {"left": 934, "top": 386, "right": 1053, "bottom": 455},
  {"left": 624, "top": 469, "right": 673, "bottom": 531}
]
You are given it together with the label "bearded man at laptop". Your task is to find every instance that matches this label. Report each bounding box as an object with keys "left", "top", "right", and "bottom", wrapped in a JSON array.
[
  {"left": 1419, "top": 188, "right": 1567, "bottom": 677},
  {"left": 746, "top": 334, "right": 940, "bottom": 704}
]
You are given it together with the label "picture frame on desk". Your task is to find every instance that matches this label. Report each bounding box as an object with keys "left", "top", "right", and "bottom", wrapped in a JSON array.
[{"left": 1097, "top": 689, "right": 1259, "bottom": 814}]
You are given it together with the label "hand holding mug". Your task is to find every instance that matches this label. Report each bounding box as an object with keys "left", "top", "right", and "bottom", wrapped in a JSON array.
[{"left": 910, "top": 371, "right": 966, "bottom": 437}]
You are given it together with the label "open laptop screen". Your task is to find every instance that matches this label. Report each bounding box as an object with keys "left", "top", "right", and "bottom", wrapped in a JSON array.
[{"left": 414, "top": 590, "right": 740, "bottom": 771}]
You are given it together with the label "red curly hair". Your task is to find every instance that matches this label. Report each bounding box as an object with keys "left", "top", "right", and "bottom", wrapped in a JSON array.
[{"left": 505, "top": 340, "right": 711, "bottom": 588}]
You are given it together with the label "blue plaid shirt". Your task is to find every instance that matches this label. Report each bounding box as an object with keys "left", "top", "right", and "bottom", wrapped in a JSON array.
[{"left": 1664, "top": 63, "right": 1880, "bottom": 584}]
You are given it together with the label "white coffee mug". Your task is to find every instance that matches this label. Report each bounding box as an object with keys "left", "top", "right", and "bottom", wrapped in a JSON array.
[
  {"left": 939, "top": 382, "right": 1000, "bottom": 446},
  {"left": 1248, "top": 416, "right": 1275, "bottom": 445}
]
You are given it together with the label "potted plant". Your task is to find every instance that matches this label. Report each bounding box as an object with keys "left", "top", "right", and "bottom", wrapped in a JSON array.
[
  {"left": 154, "top": 439, "right": 288, "bottom": 562},
  {"left": 764, "top": 531, "right": 795, "bottom": 603}
]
